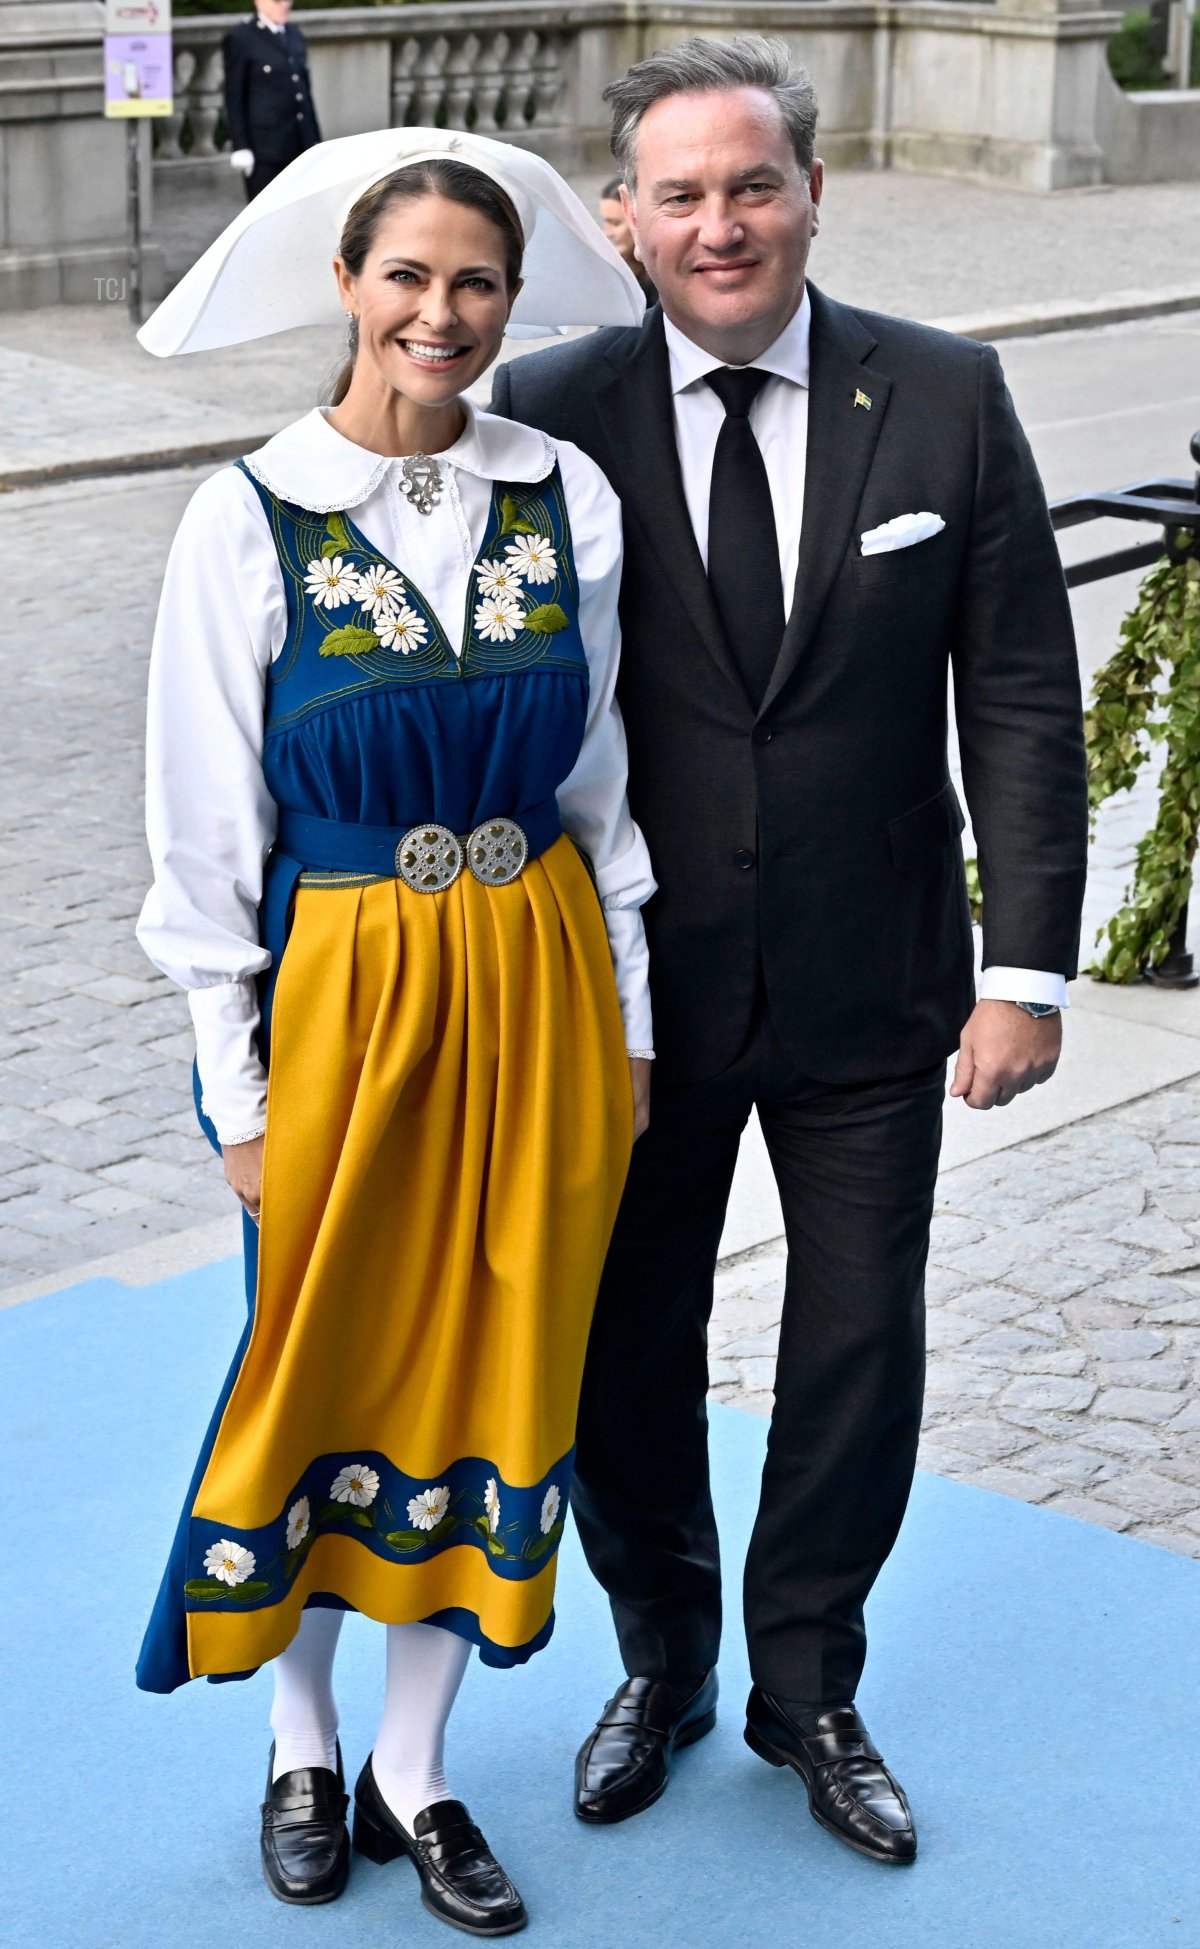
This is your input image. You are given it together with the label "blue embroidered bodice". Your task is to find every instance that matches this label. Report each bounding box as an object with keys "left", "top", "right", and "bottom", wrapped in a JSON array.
[{"left": 238, "top": 459, "right": 590, "bottom": 837}]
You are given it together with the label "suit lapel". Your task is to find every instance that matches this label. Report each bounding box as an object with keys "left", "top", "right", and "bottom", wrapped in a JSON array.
[
  {"left": 760, "top": 286, "right": 891, "bottom": 717},
  {"left": 596, "top": 310, "right": 749, "bottom": 705}
]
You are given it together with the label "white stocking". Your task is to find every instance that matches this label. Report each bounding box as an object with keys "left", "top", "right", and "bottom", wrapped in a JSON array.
[
  {"left": 269, "top": 1604, "right": 344, "bottom": 1780},
  {"left": 371, "top": 1621, "right": 471, "bottom": 1831}
]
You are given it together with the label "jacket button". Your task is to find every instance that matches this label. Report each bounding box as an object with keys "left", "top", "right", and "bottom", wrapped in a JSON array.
[
  {"left": 733, "top": 847, "right": 756, "bottom": 871},
  {"left": 752, "top": 725, "right": 773, "bottom": 745}
]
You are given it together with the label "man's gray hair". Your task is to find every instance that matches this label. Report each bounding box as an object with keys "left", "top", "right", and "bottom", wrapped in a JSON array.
[{"left": 605, "top": 35, "right": 819, "bottom": 188}]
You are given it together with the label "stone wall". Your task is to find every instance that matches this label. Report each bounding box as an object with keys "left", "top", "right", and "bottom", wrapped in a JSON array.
[
  {"left": 5, "top": 0, "right": 1199, "bottom": 314},
  {"left": 1095, "top": 74, "right": 1200, "bottom": 184},
  {"left": 0, "top": 0, "right": 164, "bottom": 309},
  {"left": 160, "top": 0, "right": 1127, "bottom": 191}
]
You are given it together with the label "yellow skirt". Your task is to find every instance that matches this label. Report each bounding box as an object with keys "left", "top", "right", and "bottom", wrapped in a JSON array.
[{"left": 184, "top": 835, "right": 632, "bottom": 1682}]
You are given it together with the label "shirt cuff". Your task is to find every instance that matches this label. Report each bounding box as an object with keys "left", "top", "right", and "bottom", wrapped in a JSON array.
[
  {"left": 604, "top": 905, "right": 654, "bottom": 1053},
  {"left": 980, "top": 966, "right": 1069, "bottom": 1009},
  {"left": 594, "top": 825, "right": 657, "bottom": 911},
  {"left": 188, "top": 980, "right": 269, "bottom": 1144}
]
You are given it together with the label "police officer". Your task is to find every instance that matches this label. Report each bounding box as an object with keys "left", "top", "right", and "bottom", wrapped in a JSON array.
[{"left": 223, "top": 0, "right": 320, "bottom": 202}]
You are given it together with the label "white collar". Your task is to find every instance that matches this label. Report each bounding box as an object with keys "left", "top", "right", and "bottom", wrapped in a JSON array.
[
  {"left": 663, "top": 286, "right": 811, "bottom": 396},
  {"left": 255, "top": 14, "right": 286, "bottom": 32},
  {"left": 243, "top": 398, "right": 556, "bottom": 513}
]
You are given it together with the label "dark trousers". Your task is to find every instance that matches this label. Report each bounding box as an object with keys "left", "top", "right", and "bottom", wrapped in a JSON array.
[
  {"left": 245, "top": 154, "right": 295, "bottom": 201},
  {"left": 571, "top": 1006, "right": 944, "bottom": 1704}
]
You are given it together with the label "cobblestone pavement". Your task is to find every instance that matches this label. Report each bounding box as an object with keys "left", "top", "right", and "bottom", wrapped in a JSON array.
[
  {"left": 710, "top": 1082, "right": 1200, "bottom": 1557},
  {"left": 0, "top": 469, "right": 229, "bottom": 1290}
]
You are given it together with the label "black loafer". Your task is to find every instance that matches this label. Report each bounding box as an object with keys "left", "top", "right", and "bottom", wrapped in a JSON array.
[
  {"left": 353, "top": 1756, "right": 527, "bottom": 1936},
  {"left": 744, "top": 1688, "right": 917, "bottom": 1864},
  {"left": 260, "top": 1740, "right": 350, "bottom": 1904},
  {"left": 574, "top": 1671, "right": 718, "bottom": 1825}
]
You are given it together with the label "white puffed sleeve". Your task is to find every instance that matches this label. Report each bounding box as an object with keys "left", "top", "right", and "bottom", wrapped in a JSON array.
[
  {"left": 553, "top": 441, "right": 656, "bottom": 1056},
  {"left": 136, "top": 467, "right": 286, "bottom": 1144}
]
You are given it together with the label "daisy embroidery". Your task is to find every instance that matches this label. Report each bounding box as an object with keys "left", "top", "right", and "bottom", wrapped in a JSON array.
[
  {"left": 285, "top": 1497, "right": 310, "bottom": 1550},
  {"left": 540, "top": 1484, "right": 561, "bottom": 1535},
  {"left": 353, "top": 562, "right": 405, "bottom": 616},
  {"left": 330, "top": 1463, "right": 379, "bottom": 1508},
  {"left": 475, "top": 558, "right": 524, "bottom": 602},
  {"left": 304, "top": 554, "right": 357, "bottom": 609},
  {"left": 503, "top": 534, "right": 557, "bottom": 585},
  {"left": 474, "top": 594, "right": 524, "bottom": 644},
  {"left": 374, "top": 603, "right": 429, "bottom": 655},
  {"left": 484, "top": 1478, "right": 501, "bottom": 1534},
  {"left": 407, "top": 1485, "right": 451, "bottom": 1531},
  {"left": 203, "top": 1539, "right": 256, "bottom": 1586}
]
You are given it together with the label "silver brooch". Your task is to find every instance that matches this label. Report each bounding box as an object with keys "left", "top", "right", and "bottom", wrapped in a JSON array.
[{"left": 398, "top": 453, "right": 444, "bottom": 517}]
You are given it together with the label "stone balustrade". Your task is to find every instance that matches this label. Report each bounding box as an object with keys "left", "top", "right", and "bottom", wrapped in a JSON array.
[
  {"left": 158, "top": 0, "right": 1161, "bottom": 193},
  {"left": 157, "top": 3, "right": 583, "bottom": 168}
]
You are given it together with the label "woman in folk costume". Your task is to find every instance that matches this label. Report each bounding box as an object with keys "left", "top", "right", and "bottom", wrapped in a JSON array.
[{"left": 134, "top": 129, "right": 652, "bottom": 1932}]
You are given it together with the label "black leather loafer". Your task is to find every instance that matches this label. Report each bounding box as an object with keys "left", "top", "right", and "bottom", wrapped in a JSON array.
[
  {"left": 574, "top": 1670, "right": 718, "bottom": 1825},
  {"left": 353, "top": 1757, "right": 527, "bottom": 1936},
  {"left": 260, "top": 1740, "right": 350, "bottom": 1904},
  {"left": 744, "top": 1688, "right": 917, "bottom": 1864}
]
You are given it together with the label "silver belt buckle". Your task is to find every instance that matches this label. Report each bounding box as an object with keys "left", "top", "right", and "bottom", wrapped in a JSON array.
[
  {"left": 395, "top": 823, "right": 464, "bottom": 893},
  {"left": 466, "top": 817, "right": 529, "bottom": 887}
]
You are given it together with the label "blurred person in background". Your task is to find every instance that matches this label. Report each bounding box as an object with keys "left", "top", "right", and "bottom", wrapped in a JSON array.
[
  {"left": 224, "top": 0, "right": 320, "bottom": 201},
  {"left": 598, "top": 175, "right": 656, "bottom": 302}
]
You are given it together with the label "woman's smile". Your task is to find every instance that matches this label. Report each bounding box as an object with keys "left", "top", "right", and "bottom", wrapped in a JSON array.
[{"left": 395, "top": 337, "right": 472, "bottom": 368}]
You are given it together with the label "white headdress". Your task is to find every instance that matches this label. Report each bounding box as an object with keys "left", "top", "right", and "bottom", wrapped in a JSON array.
[{"left": 138, "top": 127, "right": 645, "bottom": 358}]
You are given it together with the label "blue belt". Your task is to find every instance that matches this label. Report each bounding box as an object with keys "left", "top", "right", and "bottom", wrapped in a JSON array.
[
  {"left": 274, "top": 798, "right": 561, "bottom": 880},
  {"left": 192, "top": 795, "right": 563, "bottom": 1159}
]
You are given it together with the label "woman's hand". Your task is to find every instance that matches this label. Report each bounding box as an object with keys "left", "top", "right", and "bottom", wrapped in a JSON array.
[
  {"left": 222, "top": 1134, "right": 265, "bottom": 1224},
  {"left": 629, "top": 1057, "right": 652, "bottom": 1141}
]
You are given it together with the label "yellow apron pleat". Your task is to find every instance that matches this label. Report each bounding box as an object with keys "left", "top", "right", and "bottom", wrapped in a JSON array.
[{"left": 187, "top": 835, "right": 631, "bottom": 1678}]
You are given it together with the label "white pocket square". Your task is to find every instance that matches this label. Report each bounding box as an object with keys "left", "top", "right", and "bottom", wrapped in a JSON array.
[{"left": 860, "top": 511, "right": 946, "bottom": 556}]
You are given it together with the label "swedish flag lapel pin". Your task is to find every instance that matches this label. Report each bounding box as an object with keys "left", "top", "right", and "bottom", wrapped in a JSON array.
[{"left": 853, "top": 389, "right": 873, "bottom": 412}]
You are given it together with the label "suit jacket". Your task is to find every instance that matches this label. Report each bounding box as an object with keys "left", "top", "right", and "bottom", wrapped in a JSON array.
[
  {"left": 489, "top": 286, "right": 1088, "bottom": 1087},
  {"left": 222, "top": 16, "right": 320, "bottom": 163}
]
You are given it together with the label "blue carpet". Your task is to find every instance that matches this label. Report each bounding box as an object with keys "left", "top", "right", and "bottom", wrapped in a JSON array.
[{"left": 2, "top": 1259, "right": 1197, "bottom": 1949}]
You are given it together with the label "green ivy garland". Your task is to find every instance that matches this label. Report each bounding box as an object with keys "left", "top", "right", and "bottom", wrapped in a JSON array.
[
  {"left": 963, "top": 543, "right": 1200, "bottom": 981},
  {"left": 1087, "top": 546, "right": 1200, "bottom": 982}
]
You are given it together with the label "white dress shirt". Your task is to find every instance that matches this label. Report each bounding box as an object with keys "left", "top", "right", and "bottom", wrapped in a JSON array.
[
  {"left": 663, "top": 292, "right": 1068, "bottom": 1013},
  {"left": 137, "top": 403, "right": 656, "bottom": 1143}
]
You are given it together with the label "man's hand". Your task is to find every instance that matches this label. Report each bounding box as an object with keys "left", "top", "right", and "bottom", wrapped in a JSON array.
[
  {"left": 223, "top": 1134, "right": 264, "bottom": 1222},
  {"left": 950, "top": 1000, "right": 1061, "bottom": 1111},
  {"left": 229, "top": 148, "right": 255, "bottom": 176},
  {"left": 629, "top": 1057, "right": 652, "bottom": 1140}
]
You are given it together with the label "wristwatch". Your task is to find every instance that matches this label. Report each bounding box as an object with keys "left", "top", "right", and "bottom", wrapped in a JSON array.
[{"left": 1013, "top": 1000, "right": 1060, "bottom": 1018}]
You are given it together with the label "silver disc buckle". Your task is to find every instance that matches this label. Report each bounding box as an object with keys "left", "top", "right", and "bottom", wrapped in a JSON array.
[
  {"left": 395, "top": 823, "right": 463, "bottom": 893},
  {"left": 466, "top": 817, "right": 529, "bottom": 887}
]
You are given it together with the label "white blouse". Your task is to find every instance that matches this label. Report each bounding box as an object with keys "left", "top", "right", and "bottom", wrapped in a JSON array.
[{"left": 137, "top": 402, "right": 655, "bottom": 1146}]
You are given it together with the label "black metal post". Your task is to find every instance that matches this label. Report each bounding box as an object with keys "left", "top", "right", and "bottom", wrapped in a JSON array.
[
  {"left": 127, "top": 120, "right": 143, "bottom": 329},
  {"left": 1145, "top": 897, "right": 1200, "bottom": 988}
]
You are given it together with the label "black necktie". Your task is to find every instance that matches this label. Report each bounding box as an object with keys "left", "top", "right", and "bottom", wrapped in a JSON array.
[{"left": 704, "top": 366, "right": 786, "bottom": 708}]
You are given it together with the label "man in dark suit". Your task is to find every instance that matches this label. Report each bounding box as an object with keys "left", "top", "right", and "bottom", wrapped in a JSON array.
[
  {"left": 223, "top": 0, "right": 320, "bottom": 203},
  {"left": 492, "top": 36, "right": 1087, "bottom": 1862}
]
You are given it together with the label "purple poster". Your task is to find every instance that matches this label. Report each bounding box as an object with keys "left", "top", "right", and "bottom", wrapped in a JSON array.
[{"left": 104, "top": 36, "right": 173, "bottom": 116}]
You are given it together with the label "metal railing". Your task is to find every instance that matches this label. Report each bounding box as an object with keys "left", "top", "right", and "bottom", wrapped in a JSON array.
[{"left": 1051, "top": 429, "right": 1200, "bottom": 987}]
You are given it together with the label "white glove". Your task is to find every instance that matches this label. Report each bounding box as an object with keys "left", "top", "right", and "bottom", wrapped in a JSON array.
[{"left": 229, "top": 148, "right": 255, "bottom": 176}]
